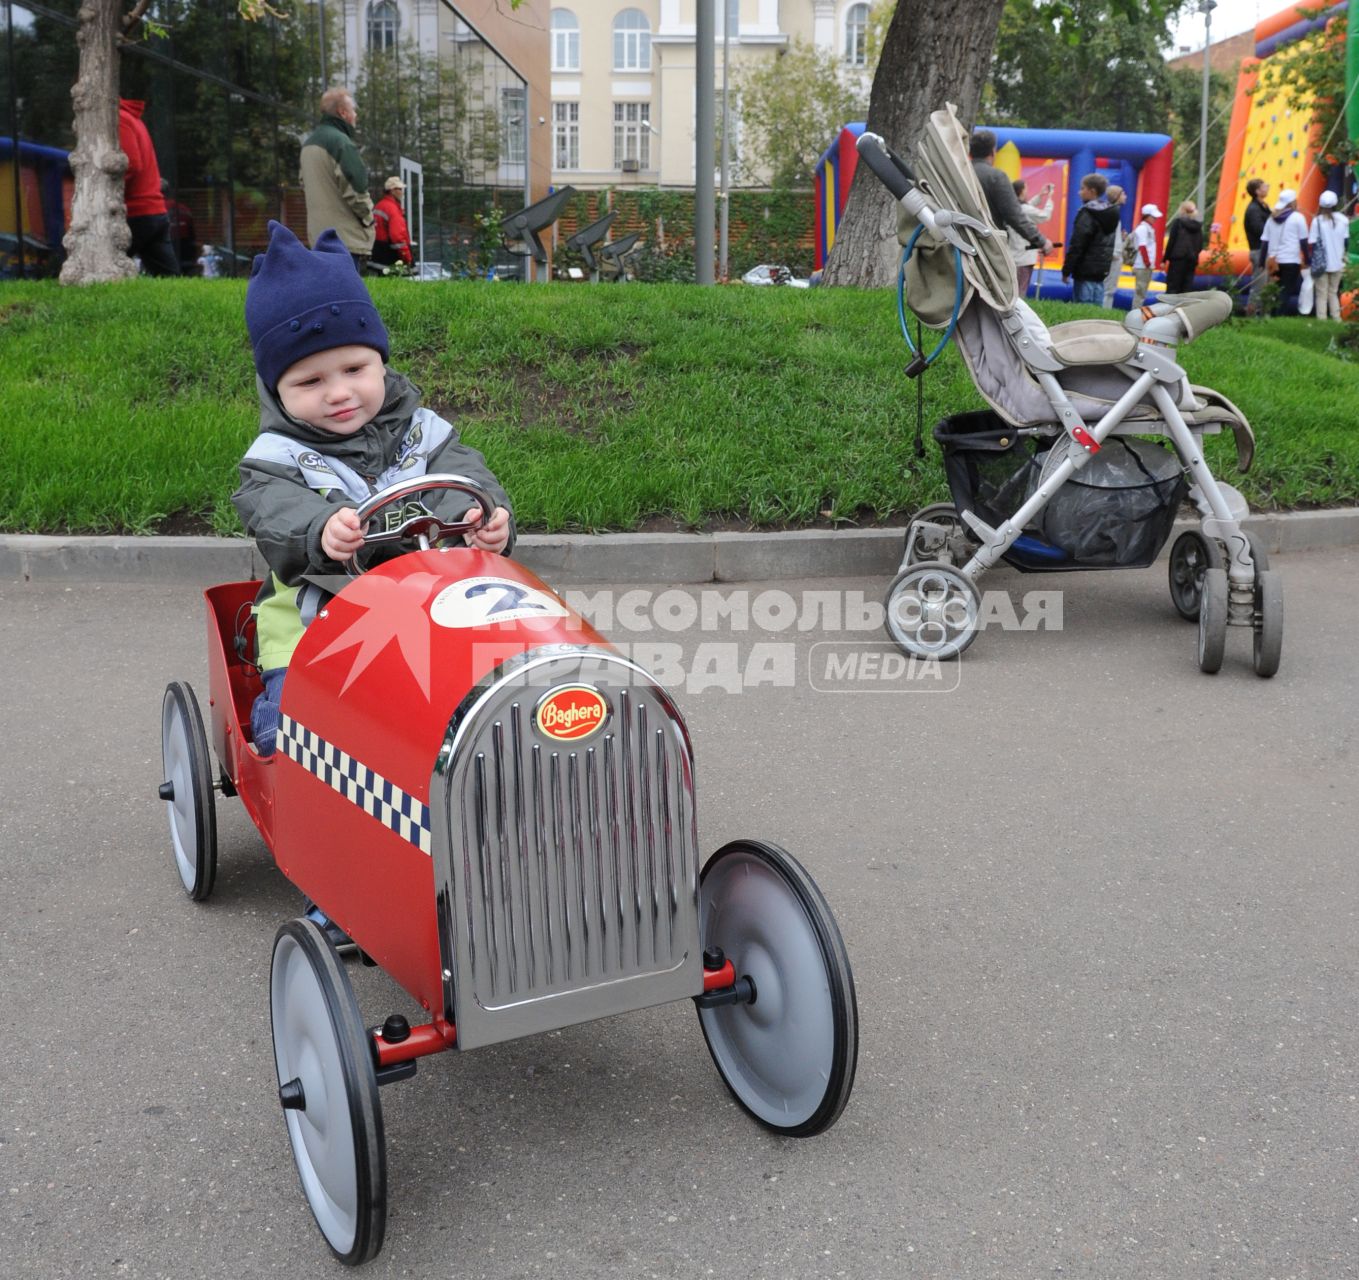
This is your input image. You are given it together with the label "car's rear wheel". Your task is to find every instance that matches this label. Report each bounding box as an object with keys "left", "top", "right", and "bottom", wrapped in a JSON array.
[{"left": 160, "top": 681, "right": 217, "bottom": 900}]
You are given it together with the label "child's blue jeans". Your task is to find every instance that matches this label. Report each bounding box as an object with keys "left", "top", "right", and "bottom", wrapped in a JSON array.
[{"left": 250, "top": 668, "right": 288, "bottom": 756}]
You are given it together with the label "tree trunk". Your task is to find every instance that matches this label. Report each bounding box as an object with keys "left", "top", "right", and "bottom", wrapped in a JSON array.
[
  {"left": 822, "top": 0, "right": 1006, "bottom": 288},
  {"left": 60, "top": 0, "right": 136, "bottom": 285}
]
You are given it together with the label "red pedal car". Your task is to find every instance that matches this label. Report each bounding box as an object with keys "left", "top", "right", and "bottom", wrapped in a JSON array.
[{"left": 159, "top": 475, "right": 858, "bottom": 1266}]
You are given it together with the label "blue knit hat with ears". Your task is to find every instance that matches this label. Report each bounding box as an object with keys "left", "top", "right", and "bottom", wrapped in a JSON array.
[{"left": 245, "top": 221, "right": 389, "bottom": 393}]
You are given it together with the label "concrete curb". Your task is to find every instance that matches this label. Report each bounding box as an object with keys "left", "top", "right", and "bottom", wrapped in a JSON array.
[{"left": 3, "top": 508, "right": 1357, "bottom": 586}]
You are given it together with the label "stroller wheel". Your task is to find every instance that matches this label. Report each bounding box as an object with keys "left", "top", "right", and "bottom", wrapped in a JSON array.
[
  {"left": 1252, "top": 569, "right": 1283, "bottom": 678},
  {"left": 1196, "top": 568, "right": 1228, "bottom": 674},
  {"left": 884, "top": 561, "right": 981, "bottom": 661},
  {"left": 903, "top": 503, "right": 966, "bottom": 568},
  {"left": 271, "top": 919, "right": 387, "bottom": 1265},
  {"left": 1167, "top": 531, "right": 1222, "bottom": 622},
  {"left": 696, "top": 840, "right": 857, "bottom": 1137}
]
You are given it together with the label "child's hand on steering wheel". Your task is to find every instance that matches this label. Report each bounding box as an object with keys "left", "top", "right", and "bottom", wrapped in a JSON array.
[
  {"left": 322, "top": 507, "right": 364, "bottom": 561},
  {"left": 462, "top": 505, "right": 511, "bottom": 553}
]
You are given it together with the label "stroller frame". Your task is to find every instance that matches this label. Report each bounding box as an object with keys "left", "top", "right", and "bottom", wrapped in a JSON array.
[{"left": 855, "top": 111, "right": 1281, "bottom": 676}]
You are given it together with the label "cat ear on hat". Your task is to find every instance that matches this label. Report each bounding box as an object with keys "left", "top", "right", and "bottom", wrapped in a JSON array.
[{"left": 313, "top": 228, "right": 351, "bottom": 258}]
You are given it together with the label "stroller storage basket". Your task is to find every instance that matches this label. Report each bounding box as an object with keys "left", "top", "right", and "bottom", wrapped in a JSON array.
[{"left": 933, "top": 410, "right": 1188, "bottom": 569}]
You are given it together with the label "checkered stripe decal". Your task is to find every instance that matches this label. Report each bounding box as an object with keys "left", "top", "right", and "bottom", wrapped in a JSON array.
[{"left": 278, "top": 715, "right": 431, "bottom": 855}]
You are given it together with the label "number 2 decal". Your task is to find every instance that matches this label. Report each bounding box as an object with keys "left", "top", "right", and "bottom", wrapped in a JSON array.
[
  {"left": 429, "top": 577, "right": 570, "bottom": 629},
  {"left": 463, "top": 581, "right": 547, "bottom": 617}
]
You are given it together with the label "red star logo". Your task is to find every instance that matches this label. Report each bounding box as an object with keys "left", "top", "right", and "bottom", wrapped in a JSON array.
[{"left": 307, "top": 571, "right": 445, "bottom": 700}]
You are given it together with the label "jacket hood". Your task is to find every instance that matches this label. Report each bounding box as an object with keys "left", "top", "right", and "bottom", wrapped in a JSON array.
[
  {"left": 1088, "top": 204, "right": 1123, "bottom": 232},
  {"left": 1271, "top": 208, "right": 1298, "bottom": 223},
  {"left": 255, "top": 367, "right": 422, "bottom": 458},
  {"left": 1176, "top": 216, "right": 1203, "bottom": 232},
  {"left": 120, "top": 99, "right": 146, "bottom": 118}
]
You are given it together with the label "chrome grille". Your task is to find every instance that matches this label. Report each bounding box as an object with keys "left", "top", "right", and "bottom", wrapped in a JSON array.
[{"left": 432, "top": 651, "right": 702, "bottom": 1049}]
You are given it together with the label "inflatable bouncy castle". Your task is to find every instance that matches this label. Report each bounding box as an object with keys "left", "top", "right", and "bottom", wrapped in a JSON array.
[
  {"left": 1211, "top": 1, "right": 1358, "bottom": 276},
  {"left": 815, "top": 121, "right": 1172, "bottom": 306}
]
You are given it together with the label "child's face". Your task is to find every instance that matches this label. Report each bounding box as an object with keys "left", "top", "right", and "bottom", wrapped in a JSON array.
[
  {"left": 277, "top": 344, "right": 386, "bottom": 435},
  {"left": 1080, "top": 184, "right": 1097, "bottom": 202}
]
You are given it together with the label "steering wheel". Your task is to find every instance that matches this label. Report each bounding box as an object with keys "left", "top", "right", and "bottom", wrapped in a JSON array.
[{"left": 345, "top": 473, "right": 497, "bottom": 575}]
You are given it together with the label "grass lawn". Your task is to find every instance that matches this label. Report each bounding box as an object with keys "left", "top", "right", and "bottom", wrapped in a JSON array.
[{"left": 1, "top": 278, "right": 1356, "bottom": 536}]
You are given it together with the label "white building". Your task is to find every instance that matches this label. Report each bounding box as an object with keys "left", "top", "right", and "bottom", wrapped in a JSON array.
[{"left": 546, "top": 2, "right": 874, "bottom": 189}]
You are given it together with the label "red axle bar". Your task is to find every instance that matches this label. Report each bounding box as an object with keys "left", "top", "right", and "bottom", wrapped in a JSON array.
[{"left": 373, "top": 1017, "right": 457, "bottom": 1067}]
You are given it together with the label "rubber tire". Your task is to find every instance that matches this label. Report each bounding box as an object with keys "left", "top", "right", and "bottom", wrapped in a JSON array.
[
  {"left": 161, "top": 681, "right": 217, "bottom": 901},
  {"left": 696, "top": 840, "right": 858, "bottom": 1138},
  {"left": 270, "top": 919, "right": 386, "bottom": 1266},
  {"left": 884, "top": 560, "right": 981, "bottom": 661},
  {"left": 1252, "top": 569, "right": 1283, "bottom": 678},
  {"left": 1167, "top": 530, "right": 1223, "bottom": 622},
  {"left": 1197, "top": 567, "right": 1228, "bottom": 674}
]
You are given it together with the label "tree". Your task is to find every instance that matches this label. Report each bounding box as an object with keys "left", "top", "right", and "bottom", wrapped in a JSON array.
[
  {"left": 60, "top": 0, "right": 274, "bottom": 286},
  {"left": 822, "top": 0, "right": 1008, "bottom": 286},
  {"left": 733, "top": 38, "right": 868, "bottom": 187},
  {"left": 988, "top": 0, "right": 1180, "bottom": 134}
]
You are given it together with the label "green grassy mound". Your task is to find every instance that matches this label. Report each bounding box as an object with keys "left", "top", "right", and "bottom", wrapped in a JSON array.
[{"left": 1, "top": 278, "right": 1355, "bottom": 535}]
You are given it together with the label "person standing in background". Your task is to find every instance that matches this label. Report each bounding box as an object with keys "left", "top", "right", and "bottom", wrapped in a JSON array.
[
  {"left": 1162, "top": 200, "right": 1204, "bottom": 295},
  {"left": 1131, "top": 204, "right": 1162, "bottom": 307},
  {"left": 1008, "top": 177, "right": 1054, "bottom": 298},
  {"left": 372, "top": 177, "right": 414, "bottom": 269},
  {"left": 970, "top": 129, "right": 1054, "bottom": 261},
  {"left": 1262, "top": 188, "right": 1309, "bottom": 315},
  {"left": 1243, "top": 178, "right": 1271, "bottom": 315},
  {"left": 118, "top": 98, "right": 179, "bottom": 276},
  {"left": 299, "top": 87, "right": 375, "bottom": 269},
  {"left": 1309, "top": 190, "right": 1349, "bottom": 321},
  {"left": 1101, "top": 184, "right": 1128, "bottom": 309},
  {"left": 1061, "top": 172, "right": 1121, "bottom": 305}
]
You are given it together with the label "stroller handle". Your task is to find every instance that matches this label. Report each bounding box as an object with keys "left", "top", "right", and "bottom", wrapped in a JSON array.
[
  {"left": 857, "top": 131, "right": 989, "bottom": 256},
  {"left": 856, "top": 132, "right": 917, "bottom": 200}
]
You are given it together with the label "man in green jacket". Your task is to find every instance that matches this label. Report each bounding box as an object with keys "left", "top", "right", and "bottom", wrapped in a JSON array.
[{"left": 300, "top": 87, "right": 375, "bottom": 265}]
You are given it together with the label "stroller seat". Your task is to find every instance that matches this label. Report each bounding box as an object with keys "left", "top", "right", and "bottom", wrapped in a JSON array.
[{"left": 1045, "top": 320, "right": 1138, "bottom": 366}]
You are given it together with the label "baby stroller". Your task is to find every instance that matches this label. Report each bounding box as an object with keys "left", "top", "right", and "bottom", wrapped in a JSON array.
[{"left": 856, "top": 106, "right": 1281, "bottom": 677}]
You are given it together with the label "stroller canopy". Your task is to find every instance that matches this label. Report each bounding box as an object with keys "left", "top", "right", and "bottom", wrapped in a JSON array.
[{"left": 900, "top": 104, "right": 1017, "bottom": 327}]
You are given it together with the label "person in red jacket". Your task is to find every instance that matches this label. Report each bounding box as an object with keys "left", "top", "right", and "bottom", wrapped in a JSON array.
[
  {"left": 371, "top": 176, "right": 413, "bottom": 268},
  {"left": 118, "top": 99, "right": 180, "bottom": 276}
]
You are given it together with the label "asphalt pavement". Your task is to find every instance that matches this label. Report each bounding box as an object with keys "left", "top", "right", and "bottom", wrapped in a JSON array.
[{"left": 2, "top": 550, "right": 1356, "bottom": 1280}]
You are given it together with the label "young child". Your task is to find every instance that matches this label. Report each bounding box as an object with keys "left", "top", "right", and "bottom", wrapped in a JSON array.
[
  {"left": 233, "top": 220, "right": 513, "bottom": 758},
  {"left": 1060, "top": 172, "right": 1121, "bottom": 305},
  {"left": 1130, "top": 204, "right": 1163, "bottom": 307}
]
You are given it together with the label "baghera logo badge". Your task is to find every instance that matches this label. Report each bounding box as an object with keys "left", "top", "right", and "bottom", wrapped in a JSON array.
[{"left": 535, "top": 684, "right": 609, "bottom": 743}]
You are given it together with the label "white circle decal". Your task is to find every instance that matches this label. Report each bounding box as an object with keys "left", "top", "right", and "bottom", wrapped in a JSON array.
[{"left": 429, "top": 577, "right": 571, "bottom": 629}]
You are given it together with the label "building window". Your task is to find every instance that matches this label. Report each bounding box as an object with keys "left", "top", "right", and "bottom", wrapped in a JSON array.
[
  {"left": 551, "top": 9, "right": 580, "bottom": 71},
  {"left": 613, "top": 9, "right": 651, "bottom": 71},
  {"left": 501, "top": 87, "right": 526, "bottom": 165},
  {"left": 553, "top": 101, "right": 580, "bottom": 170},
  {"left": 613, "top": 101, "right": 650, "bottom": 170},
  {"left": 367, "top": 0, "right": 399, "bottom": 52},
  {"left": 844, "top": 3, "right": 868, "bottom": 66}
]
